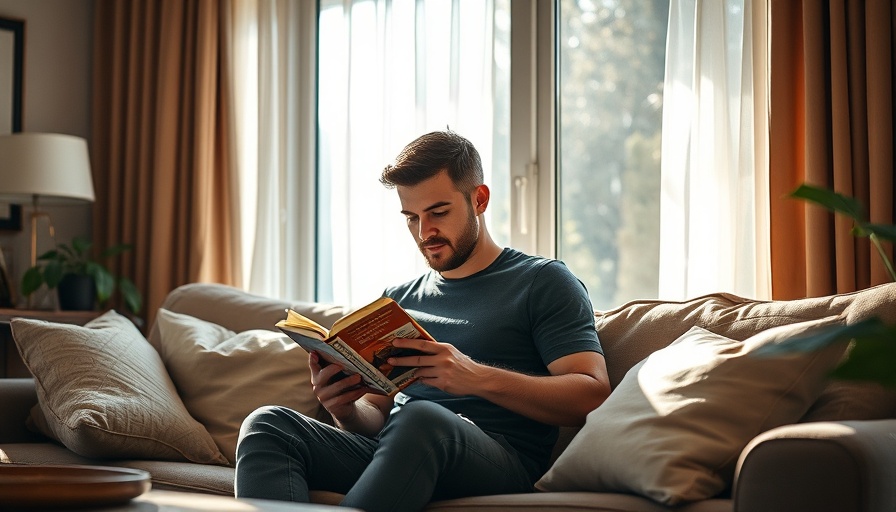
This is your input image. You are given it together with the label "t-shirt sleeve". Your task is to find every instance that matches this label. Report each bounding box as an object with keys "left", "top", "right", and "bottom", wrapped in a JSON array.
[{"left": 528, "top": 261, "right": 603, "bottom": 364}]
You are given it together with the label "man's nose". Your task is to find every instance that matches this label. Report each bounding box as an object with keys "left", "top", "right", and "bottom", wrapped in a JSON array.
[{"left": 418, "top": 217, "right": 436, "bottom": 241}]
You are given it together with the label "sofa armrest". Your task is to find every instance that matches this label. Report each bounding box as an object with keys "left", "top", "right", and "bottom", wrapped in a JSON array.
[
  {"left": 734, "top": 420, "right": 896, "bottom": 512},
  {"left": 0, "top": 378, "right": 41, "bottom": 443}
]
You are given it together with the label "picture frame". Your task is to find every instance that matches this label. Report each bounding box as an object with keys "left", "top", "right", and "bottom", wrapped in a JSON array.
[
  {"left": 0, "top": 245, "right": 14, "bottom": 308},
  {"left": 0, "top": 204, "right": 22, "bottom": 231},
  {"left": 1, "top": 16, "right": 25, "bottom": 233},
  {"left": 0, "top": 16, "right": 24, "bottom": 134}
]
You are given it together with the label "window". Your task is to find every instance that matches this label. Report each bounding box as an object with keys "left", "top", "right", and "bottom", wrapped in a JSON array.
[
  {"left": 556, "top": 0, "right": 669, "bottom": 310},
  {"left": 316, "top": 0, "right": 511, "bottom": 306},
  {"left": 315, "top": 0, "right": 670, "bottom": 310}
]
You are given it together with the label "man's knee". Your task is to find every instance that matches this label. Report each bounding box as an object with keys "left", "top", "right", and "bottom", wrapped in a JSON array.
[
  {"left": 382, "top": 401, "right": 469, "bottom": 442},
  {"left": 242, "top": 405, "right": 298, "bottom": 434},
  {"left": 238, "top": 405, "right": 321, "bottom": 451}
]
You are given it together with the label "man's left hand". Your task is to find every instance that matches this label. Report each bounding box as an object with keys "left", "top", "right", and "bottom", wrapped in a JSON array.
[{"left": 388, "top": 338, "right": 488, "bottom": 396}]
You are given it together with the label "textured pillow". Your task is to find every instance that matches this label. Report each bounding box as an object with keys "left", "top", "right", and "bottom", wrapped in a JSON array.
[
  {"left": 10, "top": 310, "right": 227, "bottom": 464},
  {"left": 155, "top": 309, "right": 323, "bottom": 464},
  {"left": 593, "top": 283, "right": 896, "bottom": 422},
  {"left": 536, "top": 316, "right": 848, "bottom": 505}
]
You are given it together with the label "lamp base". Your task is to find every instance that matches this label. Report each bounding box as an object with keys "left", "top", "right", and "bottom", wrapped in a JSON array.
[{"left": 26, "top": 202, "right": 57, "bottom": 309}]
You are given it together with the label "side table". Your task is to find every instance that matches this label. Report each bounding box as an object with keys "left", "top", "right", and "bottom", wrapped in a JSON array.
[{"left": 0, "top": 308, "right": 102, "bottom": 378}]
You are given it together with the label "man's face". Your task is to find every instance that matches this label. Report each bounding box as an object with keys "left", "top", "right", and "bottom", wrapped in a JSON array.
[{"left": 397, "top": 171, "right": 480, "bottom": 273}]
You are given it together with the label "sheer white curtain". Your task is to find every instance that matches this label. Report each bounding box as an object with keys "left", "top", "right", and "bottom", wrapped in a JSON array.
[
  {"left": 659, "top": 0, "right": 770, "bottom": 300},
  {"left": 228, "top": 0, "right": 317, "bottom": 301},
  {"left": 317, "top": 0, "right": 510, "bottom": 307}
]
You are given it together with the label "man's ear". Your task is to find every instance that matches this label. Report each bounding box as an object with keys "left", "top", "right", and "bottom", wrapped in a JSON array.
[{"left": 472, "top": 185, "right": 490, "bottom": 215}]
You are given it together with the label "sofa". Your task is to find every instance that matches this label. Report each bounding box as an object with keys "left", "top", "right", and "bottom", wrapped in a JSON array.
[{"left": 2, "top": 281, "right": 896, "bottom": 512}]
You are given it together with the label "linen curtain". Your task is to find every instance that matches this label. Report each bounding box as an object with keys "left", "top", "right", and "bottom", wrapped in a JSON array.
[
  {"left": 769, "top": 0, "right": 895, "bottom": 299},
  {"left": 226, "top": 0, "right": 317, "bottom": 301},
  {"left": 316, "top": 0, "right": 508, "bottom": 307},
  {"left": 91, "top": 0, "right": 239, "bottom": 326},
  {"left": 659, "top": 0, "right": 771, "bottom": 301}
]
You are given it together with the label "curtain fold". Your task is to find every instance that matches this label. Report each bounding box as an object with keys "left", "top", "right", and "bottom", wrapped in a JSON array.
[
  {"left": 227, "top": 0, "right": 317, "bottom": 301},
  {"left": 659, "top": 0, "right": 765, "bottom": 301},
  {"left": 769, "top": 0, "right": 895, "bottom": 299},
  {"left": 92, "top": 0, "right": 238, "bottom": 328}
]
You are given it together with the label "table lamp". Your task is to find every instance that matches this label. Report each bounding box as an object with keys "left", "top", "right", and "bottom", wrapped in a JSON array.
[{"left": 0, "top": 133, "right": 96, "bottom": 267}]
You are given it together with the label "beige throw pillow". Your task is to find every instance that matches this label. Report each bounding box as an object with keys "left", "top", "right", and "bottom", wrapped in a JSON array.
[
  {"left": 536, "top": 316, "right": 847, "bottom": 505},
  {"left": 155, "top": 309, "right": 323, "bottom": 465},
  {"left": 11, "top": 310, "right": 227, "bottom": 465}
]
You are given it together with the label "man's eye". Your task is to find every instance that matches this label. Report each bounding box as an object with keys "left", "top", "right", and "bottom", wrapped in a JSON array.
[
  {"left": 405, "top": 216, "right": 418, "bottom": 224},
  {"left": 432, "top": 211, "right": 448, "bottom": 217}
]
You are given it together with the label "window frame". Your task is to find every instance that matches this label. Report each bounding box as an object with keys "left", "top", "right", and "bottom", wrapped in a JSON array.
[{"left": 508, "top": 0, "right": 556, "bottom": 258}]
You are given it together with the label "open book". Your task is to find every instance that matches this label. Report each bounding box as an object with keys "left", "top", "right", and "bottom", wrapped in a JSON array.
[{"left": 276, "top": 297, "right": 434, "bottom": 395}]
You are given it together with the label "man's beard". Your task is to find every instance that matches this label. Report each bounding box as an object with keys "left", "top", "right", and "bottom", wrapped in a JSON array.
[{"left": 418, "top": 205, "right": 480, "bottom": 273}]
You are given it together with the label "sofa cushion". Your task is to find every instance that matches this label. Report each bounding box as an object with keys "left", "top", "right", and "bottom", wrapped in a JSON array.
[
  {"left": 155, "top": 309, "right": 324, "bottom": 464},
  {"left": 10, "top": 310, "right": 227, "bottom": 465},
  {"left": 148, "top": 283, "right": 347, "bottom": 352},
  {"left": 594, "top": 282, "right": 896, "bottom": 421},
  {"left": 535, "top": 316, "right": 847, "bottom": 505}
]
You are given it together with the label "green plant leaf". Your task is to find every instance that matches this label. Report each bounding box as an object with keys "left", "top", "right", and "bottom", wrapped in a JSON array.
[
  {"left": 43, "top": 261, "right": 65, "bottom": 288},
  {"left": 21, "top": 267, "right": 45, "bottom": 296},
  {"left": 755, "top": 317, "right": 896, "bottom": 388},
  {"left": 864, "top": 223, "right": 896, "bottom": 243},
  {"left": 57, "top": 243, "right": 77, "bottom": 260},
  {"left": 71, "top": 236, "right": 92, "bottom": 256},
  {"left": 87, "top": 263, "right": 115, "bottom": 303},
  {"left": 36, "top": 249, "right": 60, "bottom": 262},
  {"left": 118, "top": 277, "right": 142, "bottom": 314},
  {"left": 790, "top": 184, "right": 866, "bottom": 222},
  {"left": 753, "top": 317, "right": 887, "bottom": 356},
  {"left": 831, "top": 335, "right": 896, "bottom": 388}
]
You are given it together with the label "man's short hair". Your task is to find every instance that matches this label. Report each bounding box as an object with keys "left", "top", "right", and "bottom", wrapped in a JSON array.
[{"left": 380, "top": 130, "right": 484, "bottom": 194}]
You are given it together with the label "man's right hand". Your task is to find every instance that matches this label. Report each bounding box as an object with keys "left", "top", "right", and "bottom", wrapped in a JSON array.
[{"left": 308, "top": 352, "right": 391, "bottom": 436}]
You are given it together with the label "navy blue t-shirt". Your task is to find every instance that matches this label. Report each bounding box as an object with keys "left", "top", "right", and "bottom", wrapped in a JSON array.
[{"left": 383, "top": 248, "right": 602, "bottom": 471}]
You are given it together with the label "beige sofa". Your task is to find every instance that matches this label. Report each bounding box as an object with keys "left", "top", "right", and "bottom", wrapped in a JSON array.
[{"left": 2, "top": 282, "right": 896, "bottom": 511}]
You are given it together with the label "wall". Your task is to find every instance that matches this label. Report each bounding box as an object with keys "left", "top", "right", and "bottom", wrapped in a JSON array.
[{"left": 0, "top": 0, "right": 93, "bottom": 307}]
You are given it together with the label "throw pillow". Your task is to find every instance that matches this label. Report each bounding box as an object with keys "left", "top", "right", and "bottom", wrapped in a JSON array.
[
  {"left": 535, "top": 316, "right": 848, "bottom": 505},
  {"left": 155, "top": 309, "right": 323, "bottom": 464},
  {"left": 11, "top": 310, "right": 227, "bottom": 465}
]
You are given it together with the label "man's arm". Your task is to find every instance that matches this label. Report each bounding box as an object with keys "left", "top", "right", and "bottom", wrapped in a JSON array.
[
  {"left": 481, "top": 351, "right": 610, "bottom": 426},
  {"left": 388, "top": 340, "right": 610, "bottom": 427}
]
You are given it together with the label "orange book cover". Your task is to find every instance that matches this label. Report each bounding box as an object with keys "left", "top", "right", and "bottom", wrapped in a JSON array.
[{"left": 277, "top": 297, "right": 434, "bottom": 395}]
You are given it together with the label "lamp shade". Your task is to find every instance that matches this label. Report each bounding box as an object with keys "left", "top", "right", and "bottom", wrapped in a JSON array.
[{"left": 0, "top": 132, "right": 96, "bottom": 204}]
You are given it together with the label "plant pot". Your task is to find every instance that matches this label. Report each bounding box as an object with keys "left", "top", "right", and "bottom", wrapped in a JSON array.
[{"left": 57, "top": 274, "right": 97, "bottom": 311}]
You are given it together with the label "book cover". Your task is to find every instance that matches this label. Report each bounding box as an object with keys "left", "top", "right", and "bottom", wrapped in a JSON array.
[{"left": 277, "top": 297, "right": 434, "bottom": 395}]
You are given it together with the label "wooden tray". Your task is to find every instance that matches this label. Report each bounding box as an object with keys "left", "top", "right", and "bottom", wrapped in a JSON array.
[{"left": 0, "top": 464, "right": 151, "bottom": 508}]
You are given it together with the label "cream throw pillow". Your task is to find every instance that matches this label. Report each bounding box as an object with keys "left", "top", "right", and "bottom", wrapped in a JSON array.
[
  {"left": 536, "top": 316, "right": 848, "bottom": 505},
  {"left": 155, "top": 309, "right": 323, "bottom": 465},
  {"left": 11, "top": 310, "right": 227, "bottom": 464}
]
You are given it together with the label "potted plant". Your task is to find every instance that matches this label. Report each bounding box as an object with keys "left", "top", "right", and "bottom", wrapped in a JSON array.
[
  {"left": 21, "top": 235, "right": 142, "bottom": 314},
  {"left": 762, "top": 184, "right": 896, "bottom": 388}
]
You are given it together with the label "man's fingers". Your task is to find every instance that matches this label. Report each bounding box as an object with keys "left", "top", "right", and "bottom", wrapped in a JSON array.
[
  {"left": 391, "top": 337, "right": 436, "bottom": 351},
  {"left": 309, "top": 351, "right": 322, "bottom": 371}
]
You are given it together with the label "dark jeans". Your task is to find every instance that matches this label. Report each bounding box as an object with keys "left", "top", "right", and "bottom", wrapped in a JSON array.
[{"left": 234, "top": 400, "right": 536, "bottom": 512}]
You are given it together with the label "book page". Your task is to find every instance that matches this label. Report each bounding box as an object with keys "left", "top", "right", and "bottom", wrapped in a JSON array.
[{"left": 279, "top": 309, "right": 330, "bottom": 340}]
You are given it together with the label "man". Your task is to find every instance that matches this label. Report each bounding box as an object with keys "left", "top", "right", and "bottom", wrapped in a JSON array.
[{"left": 235, "top": 131, "right": 610, "bottom": 511}]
